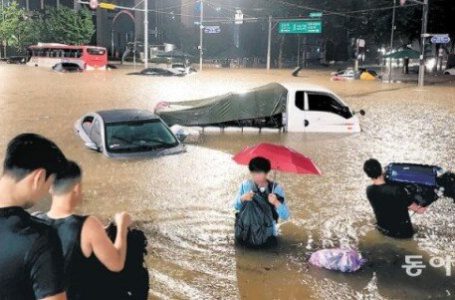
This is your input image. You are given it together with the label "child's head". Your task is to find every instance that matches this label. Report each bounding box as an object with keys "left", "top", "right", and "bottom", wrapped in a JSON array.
[
  {"left": 248, "top": 156, "right": 271, "bottom": 184},
  {"left": 51, "top": 160, "right": 83, "bottom": 207}
]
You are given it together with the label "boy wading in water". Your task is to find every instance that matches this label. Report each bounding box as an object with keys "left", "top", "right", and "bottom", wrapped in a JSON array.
[
  {"left": 35, "top": 160, "right": 133, "bottom": 300},
  {"left": 234, "top": 157, "right": 290, "bottom": 247}
]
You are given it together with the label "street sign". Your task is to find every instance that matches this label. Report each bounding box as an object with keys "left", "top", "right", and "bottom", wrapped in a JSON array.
[
  {"left": 204, "top": 26, "right": 221, "bottom": 34},
  {"left": 278, "top": 20, "right": 322, "bottom": 34},
  {"left": 235, "top": 10, "right": 243, "bottom": 25},
  {"left": 431, "top": 35, "right": 450, "bottom": 44},
  {"left": 309, "top": 12, "right": 323, "bottom": 18}
]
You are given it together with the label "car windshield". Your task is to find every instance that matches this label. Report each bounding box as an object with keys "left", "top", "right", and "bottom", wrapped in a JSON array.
[{"left": 105, "top": 119, "right": 178, "bottom": 153}]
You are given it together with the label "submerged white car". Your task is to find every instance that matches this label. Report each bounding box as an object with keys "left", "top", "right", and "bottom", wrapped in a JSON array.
[
  {"left": 74, "top": 109, "right": 185, "bottom": 158},
  {"left": 444, "top": 68, "right": 455, "bottom": 75}
]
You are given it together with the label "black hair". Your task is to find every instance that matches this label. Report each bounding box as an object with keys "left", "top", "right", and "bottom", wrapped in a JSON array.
[
  {"left": 52, "top": 160, "right": 82, "bottom": 195},
  {"left": 248, "top": 156, "right": 271, "bottom": 173},
  {"left": 3, "top": 133, "right": 67, "bottom": 181},
  {"left": 363, "top": 158, "right": 383, "bottom": 179}
]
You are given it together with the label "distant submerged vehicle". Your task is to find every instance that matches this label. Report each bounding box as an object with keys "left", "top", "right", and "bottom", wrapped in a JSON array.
[{"left": 27, "top": 43, "right": 108, "bottom": 70}]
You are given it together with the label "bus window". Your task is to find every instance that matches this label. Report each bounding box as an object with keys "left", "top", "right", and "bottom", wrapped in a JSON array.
[
  {"left": 307, "top": 93, "right": 353, "bottom": 119},
  {"left": 87, "top": 48, "right": 106, "bottom": 55}
]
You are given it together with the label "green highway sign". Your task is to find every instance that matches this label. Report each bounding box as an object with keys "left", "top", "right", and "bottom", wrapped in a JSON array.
[
  {"left": 309, "top": 12, "right": 323, "bottom": 18},
  {"left": 278, "top": 20, "right": 322, "bottom": 34}
]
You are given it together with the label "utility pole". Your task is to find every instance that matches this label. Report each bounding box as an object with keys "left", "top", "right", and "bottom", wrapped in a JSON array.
[
  {"left": 266, "top": 15, "right": 272, "bottom": 70},
  {"left": 388, "top": 0, "right": 397, "bottom": 82},
  {"left": 144, "top": 0, "right": 148, "bottom": 68},
  {"left": 297, "top": 35, "right": 301, "bottom": 67},
  {"left": 418, "top": 0, "right": 429, "bottom": 87},
  {"left": 1, "top": 0, "right": 5, "bottom": 59},
  {"left": 199, "top": 0, "right": 203, "bottom": 71}
]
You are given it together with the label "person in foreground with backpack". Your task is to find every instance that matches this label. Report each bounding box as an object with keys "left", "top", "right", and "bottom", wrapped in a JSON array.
[
  {"left": 34, "top": 160, "right": 149, "bottom": 300},
  {"left": 234, "top": 156, "right": 289, "bottom": 247}
]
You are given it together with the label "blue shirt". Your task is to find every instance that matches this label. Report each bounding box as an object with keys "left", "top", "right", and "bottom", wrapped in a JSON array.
[{"left": 234, "top": 180, "right": 290, "bottom": 236}]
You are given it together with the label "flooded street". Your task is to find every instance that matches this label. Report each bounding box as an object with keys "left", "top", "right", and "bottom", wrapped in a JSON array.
[{"left": 1, "top": 64, "right": 455, "bottom": 299}]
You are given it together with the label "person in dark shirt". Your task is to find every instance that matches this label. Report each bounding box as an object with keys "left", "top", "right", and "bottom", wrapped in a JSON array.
[
  {"left": 363, "top": 158, "right": 427, "bottom": 239},
  {"left": 0, "top": 133, "right": 68, "bottom": 300},
  {"left": 35, "top": 160, "right": 133, "bottom": 300}
]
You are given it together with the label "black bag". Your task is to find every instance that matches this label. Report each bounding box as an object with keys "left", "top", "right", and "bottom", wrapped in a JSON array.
[
  {"left": 87, "top": 224, "right": 150, "bottom": 300},
  {"left": 235, "top": 181, "right": 277, "bottom": 247}
]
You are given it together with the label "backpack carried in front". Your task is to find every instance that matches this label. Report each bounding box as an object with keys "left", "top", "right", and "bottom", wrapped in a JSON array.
[
  {"left": 235, "top": 181, "right": 277, "bottom": 248},
  {"left": 88, "top": 224, "right": 150, "bottom": 300}
]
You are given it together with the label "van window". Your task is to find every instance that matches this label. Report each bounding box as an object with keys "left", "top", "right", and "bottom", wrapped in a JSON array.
[
  {"left": 295, "top": 91, "right": 305, "bottom": 110},
  {"left": 307, "top": 93, "right": 353, "bottom": 119}
]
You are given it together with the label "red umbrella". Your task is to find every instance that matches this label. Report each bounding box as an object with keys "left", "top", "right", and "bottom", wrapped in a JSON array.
[{"left": 232, "top": 143, "right": 321, "bottom": 175}]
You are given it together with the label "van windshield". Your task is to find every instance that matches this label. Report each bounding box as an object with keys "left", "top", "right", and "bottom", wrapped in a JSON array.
[{"left": 307, "top": 93, "right": 353, "bottom": 119}]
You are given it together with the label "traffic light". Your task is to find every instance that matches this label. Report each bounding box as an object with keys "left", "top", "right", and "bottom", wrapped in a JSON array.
[{"left": 99, "top": 2, "right": 117, "bottom": 10}]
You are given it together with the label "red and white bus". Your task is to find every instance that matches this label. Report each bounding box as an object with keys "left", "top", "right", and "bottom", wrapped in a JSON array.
[{"left": 27, "top": 43, "right": 108, "bottom": 70}]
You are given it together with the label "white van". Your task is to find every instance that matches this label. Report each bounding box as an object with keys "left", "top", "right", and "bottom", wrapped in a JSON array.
[
  {"left": 281, "top": 83, "right": 362, "bottom": 133},
  {"left": 156, "top": 82, "right": 363, "bottom": 134}
]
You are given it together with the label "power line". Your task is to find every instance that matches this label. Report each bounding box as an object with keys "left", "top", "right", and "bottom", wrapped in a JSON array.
[{"left": 328, "top": 3, "right": 420, "bottom": 16}]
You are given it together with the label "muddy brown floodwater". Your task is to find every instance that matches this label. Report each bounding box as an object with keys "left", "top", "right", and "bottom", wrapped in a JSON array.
[{"left": 1, "top": 64, "right": 455, "bottom": 299}]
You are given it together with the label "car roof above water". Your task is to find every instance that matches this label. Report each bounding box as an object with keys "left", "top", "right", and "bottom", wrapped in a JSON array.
[{"left": 96, "top": 109, "right": 160, "bottom": 124}]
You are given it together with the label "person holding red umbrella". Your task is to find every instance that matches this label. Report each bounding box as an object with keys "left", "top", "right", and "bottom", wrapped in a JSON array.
[
  {"left": 233, "top": 157, "right": 290, "bottom": 239},
  {"left": 233, "top": 143, "right": 320, "bottom": 247}
]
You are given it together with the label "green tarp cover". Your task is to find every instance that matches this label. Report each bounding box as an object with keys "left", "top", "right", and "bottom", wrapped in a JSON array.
[{"left": 156, "top": 83, "right": 288, "bottom": 126}]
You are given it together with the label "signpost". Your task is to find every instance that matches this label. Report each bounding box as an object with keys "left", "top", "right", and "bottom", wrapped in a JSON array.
[
  {"left": 266, "top": 18, "right": 323, "bottom": 70},
  {"left": 430, "top": 34, "right": 450, "bottom": 44},
  {"left": 204, "top": 26, "right": 221, "bottom": 34},
  {"left": 278, "top": 20, "right": 322, "bottom": 34}
]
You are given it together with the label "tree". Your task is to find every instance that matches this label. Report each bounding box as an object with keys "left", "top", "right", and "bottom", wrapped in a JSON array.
[
  {"left": 39, "top": 6, "right": 94, "bottom": 45},
  {"left": 0, "top": 1, "right": 39, "bottom": 55}
]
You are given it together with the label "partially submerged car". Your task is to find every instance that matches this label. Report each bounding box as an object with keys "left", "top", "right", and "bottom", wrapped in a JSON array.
[
  {"left": 171, "top": 63, "right": 197, "bottom": 75},
  {"left": 52, "top": 62, "right": 83, "bottom": 73},
  {"left": 444, "top": 67, "right": 455, "bottom": 75},
  {"left": 6, "top": 56, "right": 26, "bottom": 64},
  {"left": 330, "top": 68, "right": 358, "bottom": 80},
  {"left": 331, "top": 68, "right": 378, "bottom": 81},
  {"left": 128, "top": 67, "right": 185, "bottom": 77},
  {"left": 74, "top": 109, "right": 185, "bottom": 158}
]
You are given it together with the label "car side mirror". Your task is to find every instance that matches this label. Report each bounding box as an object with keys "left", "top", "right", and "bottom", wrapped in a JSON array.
[
  {"left": 354, "top": 109, "right": 366, "bottom": 116},
  {"left": 85, "top": 142, "right": 100, "bottom": 152},
  {"left": 175, "top": 133, "right": 187, "bottom": 142}
]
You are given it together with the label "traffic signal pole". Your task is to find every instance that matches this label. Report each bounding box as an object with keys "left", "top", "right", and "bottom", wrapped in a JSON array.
[
  {"left": 144, "top": 0, "right": 148, "bottom": 68},
  {"left": 418, "top": 0, "right": 429, "bottom": 87},
  {"left": 78, "top": 0, "right": 149, "bottom": 68},
  {"left": 388, "top": 0, "right": 397, "bottom": 83},
  {"left": 267, "top": 15, "right": 272, "bottom": 70},
  {"left": 199, "top": 0, "right": 203, "bottom": 71}
]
